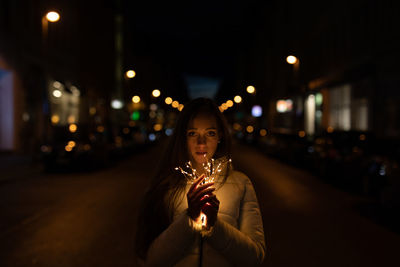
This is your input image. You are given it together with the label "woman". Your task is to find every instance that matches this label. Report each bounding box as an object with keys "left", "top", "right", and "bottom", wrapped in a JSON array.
[{"left": 135, "top": 98, "right": 266, "bottom": 266}]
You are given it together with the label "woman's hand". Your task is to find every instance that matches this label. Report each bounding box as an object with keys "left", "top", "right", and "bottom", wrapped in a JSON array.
[
  {"left": 187, "top": 174, "right": 215, "bottom": 221},
  {"left": 201, "top": 193, "right": 219, "bottom": 227}
]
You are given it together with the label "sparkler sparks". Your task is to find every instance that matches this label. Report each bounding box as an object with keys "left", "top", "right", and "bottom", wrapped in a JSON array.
[
  {"left": 174, "top": 156, "right": 232, "bottom": 185},
  {"left": 175, "top": 156, "right": 232, "bottom": 228}
]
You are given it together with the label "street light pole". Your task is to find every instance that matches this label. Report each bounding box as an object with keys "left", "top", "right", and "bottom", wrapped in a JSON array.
[
  {"left": 40, "top": 11, "right": 60, "bottom": 146},
  {"left": 41, "top": 11, "right": 60, "bottom": 48},
  {"left": 286, "top": 55, "right": 300, "bottom": 83}
]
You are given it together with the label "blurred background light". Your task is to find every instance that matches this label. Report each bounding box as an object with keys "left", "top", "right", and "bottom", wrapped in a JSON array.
[
  {"left": 111, "top": 99, "right": 124, "bottom": 109},
  {"left": 251, "top": 105, "right": 262, "bottom": 117},
  {"left": 286, "top": 55, "right": 298, "bottom": 64},
  {"left": 46, "top": 11, "right": 60, "bottom": 22},
  {"left": 132, "top": 95, "right": 141, "bottom": 103},
  {"left": 152, "top": 89, "right": 161, "bottom": 98},
  {"left": 165, "top": 97, "right": 173, "bottom": 105},
  {"left": 234, "top": 95, "right": 242, "bottom": 103},
  {"left": 246, "top": 85, "right": 256, "bottom": 94},
  {"left": 126, "top": 70, "right": 136, "bottom": 78},
  {"left": 52, "top": 89, "right": 62, "bottom": 98}
]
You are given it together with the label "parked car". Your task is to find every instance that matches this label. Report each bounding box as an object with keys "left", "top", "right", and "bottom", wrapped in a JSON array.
[
  {"left": 256, "top": 131, "right": 311, "bottom": 168},
  {"left": 361, "top": 138, "right": 400, "bottom": 210},
  {"left": 305, "top": 130, "right": 375, "bottom": 192},
  {"left": 40, "top": 125, "right": 110, "bottom": 172}
]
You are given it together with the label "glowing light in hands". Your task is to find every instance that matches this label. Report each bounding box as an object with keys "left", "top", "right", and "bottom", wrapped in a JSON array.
[
  {"left": 174, "top": 156, "right": 231, "bottom": 184},
  {"left": 175, "top": 156, "right": 232, "bottom": 229}
]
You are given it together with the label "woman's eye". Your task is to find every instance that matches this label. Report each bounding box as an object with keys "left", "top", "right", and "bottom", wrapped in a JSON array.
[
  {"left": 187, "top": 131, "right": 197, "bottom": 137},
  {"left": 207, "top": 131, "right": 216, "bottom": 137}
]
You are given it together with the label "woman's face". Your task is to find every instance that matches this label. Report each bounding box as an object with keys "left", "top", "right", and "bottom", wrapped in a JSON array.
[{"left": 186, "top": 114, "right": 220, "bottom": 168}]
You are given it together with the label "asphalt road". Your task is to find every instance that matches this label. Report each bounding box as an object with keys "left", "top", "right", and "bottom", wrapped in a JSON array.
[{"left": 0, "top": 141, "right": 399, "bottom": 267}]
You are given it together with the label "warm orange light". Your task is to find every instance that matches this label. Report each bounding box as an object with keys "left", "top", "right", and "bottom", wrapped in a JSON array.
[
  {"left": 226, "top": 100, "right": 234, "bottom": 107},
  {"left": 172, "top": 101, "right": 179, "bottom": 108},
  {"left": 126, "top": 70, "right": 136, "bottom": 78},
  {"left": 165, "top": 97, "right": 173, "bottom": 105},
  {"left": 67, "top": 115, "right": 75, "bottom": 124},
  {"left": 298, "top": 130, "right": 306, "bottom": 138},
  {"left": 246, "top": 86, "right": 255, "bottom": 94},
  {"left": 132, "top": 95, "right": 141, "bottom": 103},
  {"left": 246, "top": 125, "right": 254, "bottom": 133},
  {"left": 233, "top": 123, "right": 242, "bottom": 131},
  {"left": 327, "top": 126, "right": 334, "bottom": 133},
  {"left": 97, "top": 125, "right": 105, "bottom": 133},
  {"left": 65, "top": 145, "right": 73, "bottom": 152},
  {"left": 276, "top": 100, "right": 288, "bottom": 113},
  {"left": 152, "top": 89, "right": 161, "bottom": 98},
  {"left": 51, "top": 114, "right": 60, "bottom": 124},
  {"left": 46, "top": 11, "right": 60, "bottom": 22},
  {"left": 89, "top": 107, "right": 96, "bottom": 115},
  {"left": 67, "top": 141, "right": 76, "bottom": 147},
  {"left": 359, "top": 134, "right": 366, "bottom": 141},
  {"left": 286, "top": 55, "right": 298, "bottom": 64},
  {"left": 221, "top": 103, "right": 228, "bottom": 110},
  {"left": 123, "top": 127, "right": 130, "bottom": 134},
  {"left": 83, "top": 144, "right": 91, "bottom": 151},
  {"left": 153, "top": 124, "right": 162, "bottom": 131},
  {"left": 234, "top": 95, "right": 242, "bottom": 103},
  {"left": 260, "top": 129, "right": 267, "bottom": 136},
  {"left": 200, "top": 212, "right": 207, "bottom": 227},
  {"left": 69, "top": 124, "right": 77, "bottom": 133},
  {"left": 178, "top": 104, "right": 184, "bottom": 111},
  {"left": 115, "top": 136, "right": 123, "bottom": 147}
]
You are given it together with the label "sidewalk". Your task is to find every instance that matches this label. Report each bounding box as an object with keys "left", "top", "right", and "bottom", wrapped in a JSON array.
[{"left": 0, "top": 153, "right": 43, "bottom": 182}]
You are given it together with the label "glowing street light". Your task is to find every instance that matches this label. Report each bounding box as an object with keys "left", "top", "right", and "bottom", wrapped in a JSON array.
[
  {"left": 172, "top": 100, "right": 179, "bottom": 108},
  {"left": 126, "top": 70, "right": 136, "bottom": 78},
  {"left": 69, "top": 124, "right": 77, "bottom": 133},
  {"left": 286, "top": 55, "right": 298, "bottom": 65},
  {"left": 42, "top": 11, "right": 60, "bottom": 44},
  {"left": 111, "top": 99, "right": 124, "bottom": 109},
  {"left": 152, "top": 89, "right": 161, "bottom": 98},
  {"left": 234, "top": 95, "right": 242, "bottom": 103},
  {"left": 45, "top": 11, "right": 60, "bottom": 22},
  {"left": 52, "top": 89, "right": 62, "bottom": 98},
  {"left": 246, "top": 85, "right": 256, "bottom": 94},
  {"left": 132, "top": 95, "right": 141, "bottom": 103},
  {"left": 165, "top": 97, "right": 173, "bottom": 105}
]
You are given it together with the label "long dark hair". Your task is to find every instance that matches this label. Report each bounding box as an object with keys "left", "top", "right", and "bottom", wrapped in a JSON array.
[{"left": 135, "top": 97, "right": 232, "bottom": 260}]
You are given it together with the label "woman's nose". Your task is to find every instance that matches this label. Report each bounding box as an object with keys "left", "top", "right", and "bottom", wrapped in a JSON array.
[{"left": 197, "top": 135, "right": 206, "bottom": 144}]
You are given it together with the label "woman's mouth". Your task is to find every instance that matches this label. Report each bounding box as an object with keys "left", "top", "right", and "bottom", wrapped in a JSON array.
[{"left": 195, "top": 152, "right": 207, "bottom": 156}]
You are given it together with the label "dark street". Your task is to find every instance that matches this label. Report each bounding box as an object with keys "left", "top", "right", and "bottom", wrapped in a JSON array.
[
  {"left": 1, "top": 1, "right": 400, "bottom": 266},
  {"left": 1, "top": 142, "right": 399, "bottom": 267}
]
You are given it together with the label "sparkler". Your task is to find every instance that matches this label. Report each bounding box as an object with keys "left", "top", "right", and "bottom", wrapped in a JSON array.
[
  {"left": 175, "top": 156, "right": 231, "bottom": 184},
  {"left": 175, "top": 156, "right": 232, "bottom": 228}
]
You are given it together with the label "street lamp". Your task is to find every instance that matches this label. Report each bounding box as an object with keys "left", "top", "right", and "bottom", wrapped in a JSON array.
[
  {"left": 286, "top": 55, "right": 300, "bottom": 80},
  {"left": 46, "top": 11, "right": 60, "bottom": 22},
  {"left": 126, "top": 70, "right": 136, "bottom": 79},
  {"left": 234, "top": 95, "right": 242, "bottom": 103},
  {"left": 246, "top": 85, "right": 256, "bottom": 94},
  {"left": 152, "top": 89, "right": 161, "bottom": 98},
  {"left": 132, "top": 95, "right": 141, "bottom": 104},
  {"left": 42, "top": 11, "right": 60, "bottom": 44},
  {"left": 39, "top": 10, "right": 60, "bottom": 148},
  {"left": 286, "top": 55, "right": 298, "bottom": 65}
]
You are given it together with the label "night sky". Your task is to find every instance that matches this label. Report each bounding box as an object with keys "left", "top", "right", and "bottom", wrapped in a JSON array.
[{"left": 121, "top": 0, "right": 271, "bottom": 99}]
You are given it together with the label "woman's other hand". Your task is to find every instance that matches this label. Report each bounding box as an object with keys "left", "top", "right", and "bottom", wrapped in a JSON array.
[
  {"left": 201, "top": 194, "right": 219, "bottom": 227},
  {"left": 187, "top": 174, "right": 215, "bottom": 221}
]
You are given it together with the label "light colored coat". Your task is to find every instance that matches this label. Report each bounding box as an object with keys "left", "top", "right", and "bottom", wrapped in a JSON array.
[{"left": 144, "top": 170, "right": 266, "bottom": 266}]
